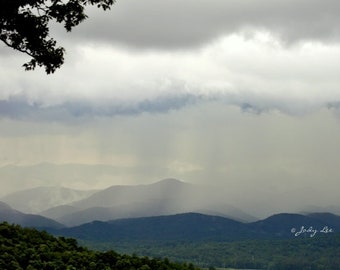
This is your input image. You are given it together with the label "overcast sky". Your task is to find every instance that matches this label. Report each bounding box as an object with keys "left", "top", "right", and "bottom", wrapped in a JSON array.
[{"left": 1, "top": 0, "right": 340, "bottom": 216}]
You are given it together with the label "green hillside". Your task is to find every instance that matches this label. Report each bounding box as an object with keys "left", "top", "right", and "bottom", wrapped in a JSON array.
[
  {"left": 104, "top": 235, "right": 340, "bottom": 270},
  {"left": 1, "top": 220, "right": 339, "bottom": 270},
  {"left": 0, "top": 222, "right": 199, "bottom": 270}
]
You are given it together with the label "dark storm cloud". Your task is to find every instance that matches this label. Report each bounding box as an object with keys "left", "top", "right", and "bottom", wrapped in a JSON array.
[
  {"left": 327, "top": 101, "right": 340, "bottom": 109},
  {"left": 240, "top": 103, "right": 264, "bottom": 115},
  {"left": 2, "top": 91, "right": 335, "bottom": 122},
  {"left": 327, "top": 101, "right": 340, "bottom": 117},
  {"left": 69, "top": 0, "right": 340, "bottom": 48},
  {"left": 0, "top": 94, "right": 205, "bottom": 121},
  {"left": 0, "top": 98, "right": 71, "bottom": 122}
]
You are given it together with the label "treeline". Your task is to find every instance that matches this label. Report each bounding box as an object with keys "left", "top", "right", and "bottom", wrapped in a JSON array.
[
  {"left": 83, "top": 235, "right": 340, "bottom": 270},
  {"left": 0, "top": 222, "right": 199, "bottom": 270}
]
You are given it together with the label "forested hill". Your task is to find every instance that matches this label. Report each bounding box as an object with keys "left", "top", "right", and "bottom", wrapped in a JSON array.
[
  {"left": 0, "top": 222, "right": 200, "bottom": 270},
  {"left": 50, "top": 212, "right": 340, "bottom": 243},
  {"left": 1, "top": 222, "right": 340, "bottom": 269}
]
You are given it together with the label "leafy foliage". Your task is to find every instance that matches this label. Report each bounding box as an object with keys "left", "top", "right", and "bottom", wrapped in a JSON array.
[
  {"left": 0, "top": 0, "right": 115, "bottom": 73},
  {"left": 0, "top": 222, "right": 200, "bottom": 270}
]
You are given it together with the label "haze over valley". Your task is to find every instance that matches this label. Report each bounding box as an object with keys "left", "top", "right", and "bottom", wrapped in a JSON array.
[{"left": 1, "top": 178, "right": 339, "bottom": 226}]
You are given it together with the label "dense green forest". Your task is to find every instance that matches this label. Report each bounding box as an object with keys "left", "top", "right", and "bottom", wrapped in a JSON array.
[
  {"left": 0, "top": 222, "right": 199, "bottom": 270},
  {"left": 81, "top": 234, "right": 340, "bottom": 270},
  {"left": 1, "top": 221, "right": 340, "bottom": 270}
]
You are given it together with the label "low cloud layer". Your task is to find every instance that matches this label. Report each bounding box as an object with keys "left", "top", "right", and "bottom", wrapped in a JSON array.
[
  {"left": 1, "top": 33, "right": 340, "bottom": 120},
  {"left": 0, "top": 94, "right": 205, "bottom": 121}
]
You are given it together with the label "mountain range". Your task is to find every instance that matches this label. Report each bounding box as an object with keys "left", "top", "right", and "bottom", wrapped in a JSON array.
[
  {"left": 1, "top": 178, "right": 339, "bottom": 244},
  {"left": 0, "top": 201, "right": 64, "bottom": 229},
  {"left": 47, "top": 212, "right": 340, "bottom": 245},
  {"left": 1, "top": 186, "right": 97, "bottom": 213},
  {"left": 1, "top": 177, "right": 339, "bottom": 270},
  {"left": 2, "top": 178, "right": 256, "bottom": 226}
]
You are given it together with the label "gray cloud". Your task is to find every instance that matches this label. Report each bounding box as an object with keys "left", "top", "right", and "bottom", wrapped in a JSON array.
[
  {"left": 65, "top": 0, "right": 340, "bottom": 49},
  {"left": 1, "top": 90, "right": 338, "bottom": 122},
  {"left": 0, "top": 94, "right": 206, "bottom": 121},
  {"left": 327, "top": 101, "right": 340, "bottom": 117},
  {"left": 240, "top": 103, "right": 264, "bottom": 115},
  {"left": 327, "top": 101, "right": 340, "bottom": 109}
]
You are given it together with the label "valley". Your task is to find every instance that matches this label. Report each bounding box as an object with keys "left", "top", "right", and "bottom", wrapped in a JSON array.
[{"left": 1, "top": 179, "right": 339, "bottom": 269}]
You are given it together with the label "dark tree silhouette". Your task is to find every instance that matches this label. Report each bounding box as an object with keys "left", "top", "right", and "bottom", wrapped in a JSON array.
[{"left": 0, "top": 0, "right": 115, "bottom": 74}]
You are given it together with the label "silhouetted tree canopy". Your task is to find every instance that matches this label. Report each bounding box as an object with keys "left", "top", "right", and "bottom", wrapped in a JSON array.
[{"left": 0, "top": 0, "right": 115, "bottom": 74}]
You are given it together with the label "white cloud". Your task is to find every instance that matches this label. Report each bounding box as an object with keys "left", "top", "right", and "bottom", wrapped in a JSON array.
[{"left": 1, "top": 31, "right": 340, "bottom": 120}]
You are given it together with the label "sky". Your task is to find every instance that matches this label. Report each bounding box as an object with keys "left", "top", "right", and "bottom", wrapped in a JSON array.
[{"left": 1, "top": 0, "right": 340, "bottom": 216}]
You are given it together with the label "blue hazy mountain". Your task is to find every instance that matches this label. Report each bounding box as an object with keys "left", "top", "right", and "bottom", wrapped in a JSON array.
[
  {"left": 1, "top": 186, "right": 97, "bottom": 213},
  {"left": 41, "top": 179, "right": 255, "bottom": 226},
  {"left": 48, "top": 212, "right": 340, "bottom": 243},
  {"left": 0, "top": 201, "right": 64, "bottom": 229}
]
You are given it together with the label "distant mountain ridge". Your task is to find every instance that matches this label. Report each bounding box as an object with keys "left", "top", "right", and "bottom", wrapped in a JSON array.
[
  {"left": 51, "top": 213, "right": 253, "bottom": 242},
  {"left": 48, "top": 212, "right": 340, "bottom": 244},
  {"left": 2, "top": 191, "right": 339, "bottom": 243},
  {"left": 71, "top": 178, "right": 190, "bottom": 209},
  {"left": 248, "top": 213, "right": 337, "bottom": 237},
  {"left": 1, "top": 186, "right": 97, "bottom": 213},
  {"left": 3, "top": 178, "right": 340, "bottom": 236},
  {"left": 0, "top": 163, "right": 120, "bottom": 197},
  {"left": 37, "top": 178, "right": 255, "bottom": 226},
  {"left": 0, "top": 201, "right": 64, "bottom": 229}
]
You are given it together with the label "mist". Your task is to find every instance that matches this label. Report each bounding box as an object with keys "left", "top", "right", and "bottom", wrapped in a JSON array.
[{"left": 1, "top": 102, "right": 340, "bottom": 218}]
